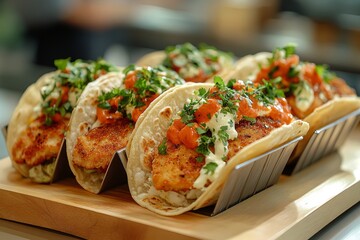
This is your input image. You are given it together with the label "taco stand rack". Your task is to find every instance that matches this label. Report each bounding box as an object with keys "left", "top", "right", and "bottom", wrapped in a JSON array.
[
  {"left": 284, "top": 108, "right": 360, "bottom": 175},
  {"left": 2, "top": 107, "right": 359, "bottom": 216}
]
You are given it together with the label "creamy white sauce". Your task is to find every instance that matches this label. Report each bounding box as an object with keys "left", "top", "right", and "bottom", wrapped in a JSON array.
[
  {"left": 193, "top": 112, "right": 237, "bottom": 190},
  {"left": 159, "top": 77, "right": 170, "bottom": 89},
  {"left": 126, "top": 105, "right": 135, "bottom": 117},
  {"left": 274, "top": 49, "right": 286, "bottom": 60},
  {"left": 180, "top": 65, "right": 200, "bottom": 78},
  {"left": 294, "top": 80, "right": 314, "bottom": 112},
  {"left": 173, "top": 55, "right": 187, "bottom": 67}
]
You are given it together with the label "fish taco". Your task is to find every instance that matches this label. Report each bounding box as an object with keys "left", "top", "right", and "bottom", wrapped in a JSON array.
[
  {"left": 126, "top": 77, "right": 309, "bottom": 215},
  {"left": 228, "top": 44, "right": 360, "bottom": 161},
  {"left": 6, "top": 58, "right": 119, "bottom": 183},
  {"left": 66, "top": 65, "right": 185, "bottom": 193}
]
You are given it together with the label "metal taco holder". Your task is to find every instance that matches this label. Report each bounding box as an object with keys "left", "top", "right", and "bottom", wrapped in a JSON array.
[
  {"left": 52, "top": 141, "right": 128, "bottom": 193},
  {"left": 1, "top": 126, "right": 128, "bottom": 191},
  {"left": 284, "top": 108, "right": 360, "bottom": 175},
  {"left": 194, "top": 136, "right": 302, "bottom": 216}
]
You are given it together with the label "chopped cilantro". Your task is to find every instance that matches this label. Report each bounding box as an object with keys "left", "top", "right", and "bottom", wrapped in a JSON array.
[
  {"left": 243, "top": 116, "right": 256, "bottom": 124},
  {"left": 196, "top": 135, "right": 214, "bottom": 156},
  {"left": 288, "top": 66, "right": 299, "bottom": 78},
  {"left": 226, "top": 79, "right": 236, "bottom": 89},
  {"left": 158, "top": 138, "right": 167, "bottom": 155},
  {"left": 204, "top": 162, "right": 218, "bottom": 175},
  {"left": 282, "top": 44, "right": 297, "bottom": 58},
  {"left": 97, "top": 66, "right": 185, "bottom": 121},
  {"left": 54, "top": 58, "right": 70, "bottom": 71},
  {"left": 196, "top": 127, "right": 207, "bottom": 135},
  {"left": 214, "top": 76, "right": 226, "bottom": 89},
  {"left": 196, "top": 156, "right": 204, "bottom": 162},
  {"left": 123, "top": 64, "right": 135, "bottom": 75},
  {"left": 41, "top": 58, "right": 119, "bottom": 126},
  {"left": 251, "top": 78, "right": 285, "bottom": 105},
  {"left": 269, "top": 66, "right": 279, "bottom": 78},
  {"left": 218, "top": 126, "right": 230, "bottom": 144},
  {"left": 315, "top": 64, "right": 335, "bottom": 83},
  {"left": 197, "top": 88, "right": 208, "bottom": 98}
]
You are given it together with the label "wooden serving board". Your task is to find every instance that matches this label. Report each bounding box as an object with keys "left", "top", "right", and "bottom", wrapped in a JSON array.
[{"left": 1, "top": 127, "right": 360, "bottom": 240}]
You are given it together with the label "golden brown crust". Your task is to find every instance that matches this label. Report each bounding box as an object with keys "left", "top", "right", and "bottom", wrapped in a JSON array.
[
  {"left": 227, "top": 117, "right": 283, "bottom": 159},
  {"left": 12, "top": 117, "right": 68, "bottom": 166},
  {"left": 72, "top": 118, "right": 133, "bottom": 171},
  {"left": 152, "top": 143, "right": 203, "bottom": 192}
]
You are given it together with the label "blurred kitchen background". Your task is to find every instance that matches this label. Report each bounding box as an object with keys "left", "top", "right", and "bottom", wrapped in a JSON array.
[{"left": 1, "top": 0, "right": 360, "bottom": 158}]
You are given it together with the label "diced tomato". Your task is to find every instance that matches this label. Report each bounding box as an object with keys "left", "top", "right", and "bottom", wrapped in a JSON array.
[
  {"left": 269, "top": 98, "right": 293, "bottom": 124},
  {"left": 131, "top": 94, "right": 160, "bottom": 122},
  {"left": 51, "top": 113, "right": 62, "bottom": 123},
  {"left": 144, "top": 94, "right": 159, "bottom": 106},
  {"left": 108, "top": 96, "right": 122, "bottom": 108},
  {"left": 131, "top": 106, "right": 145, "bottom": 122},
  {"left": 61, "top": 86, "right": 69, "bottom": 104},
  {"left": 93, "top": 69, "right": 108, "bottom": 80},
  {"left": 303, "top": 63, "right": 321, "bottom": 85},
  {"left": 179, "top": 124, "right": 200, "bottom": 149},
  {"left": 173, "top": 119, "right": 186, "bottom": 130},
  {"left": 255, "top": 54, "right": 300, "bottom": 86},
  {"left": 185, "top": 69, "right": 208, "bottom": 83},
  {"left": 167, "top": 119, "right": 186, "bottom": 145},
  {"left": 167, "top": 126, "right": 181, "bottom": 145},
  {"left": 124, "top": 72, "right": 137, "bottom": 89},
  {"left": 195, "top": 98, "right": 221, "bottom": 123},
  {"left": 237, "top": 98, "right": 258, "bottom": 121},
  {"left": 96, "top": 107, "right": 122, "bottom": 124},
  {"left": 171, "top": 64, "right": 181, "bottom": 73},
  {"left": 232, "top": 81, "right": 245, "bottom": 91}
]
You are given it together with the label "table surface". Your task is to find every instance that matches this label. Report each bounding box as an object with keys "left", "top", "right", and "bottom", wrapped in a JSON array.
[{"left": 1, "top": 124, "right": 360, "bottom": 240}]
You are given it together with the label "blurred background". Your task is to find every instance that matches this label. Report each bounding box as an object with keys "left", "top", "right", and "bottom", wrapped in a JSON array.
[{"left": 1, "top": 0, "right": 360, "bottom": 158}]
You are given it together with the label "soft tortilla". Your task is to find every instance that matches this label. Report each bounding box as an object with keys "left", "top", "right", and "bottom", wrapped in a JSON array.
[
  {"left": 135, "top": 50, "right": 234, "bottom": 83},
  {"left": 135, "top": 51, "right": 165, "bottom": 68},
  {"left": 223, "top": 52, "right": 271, "bottom": 81},
  {"left": 6, "top": 72, "right": 57, "bottom": 178},
  {"left": 66, "top": 72, "right": 124, "bottom": 193},
  {"left": 232, "top": 52, "right": 360, "bottom": 165},
  {"left": 126, "top": 83, "right": 309, "bottom": 216}
]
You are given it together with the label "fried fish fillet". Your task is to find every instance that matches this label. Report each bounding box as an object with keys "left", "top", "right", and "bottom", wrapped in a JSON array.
[
  {"left": 72, "top": 118, "right": 133, "bottom": 171},
  {"left": 151, "top": 117, "right": 282, "bottom": 192},
  {"left": 11, "top": 117, "right": 68, "bottom": 166}
]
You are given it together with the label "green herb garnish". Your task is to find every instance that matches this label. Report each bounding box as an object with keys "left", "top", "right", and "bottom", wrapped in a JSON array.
[{"left": 158, "top": 138, "right": 168, "bottom": 155}]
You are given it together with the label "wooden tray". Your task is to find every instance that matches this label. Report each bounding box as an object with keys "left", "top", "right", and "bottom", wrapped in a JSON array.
[{"left": 1, "top": 126, "right": 360, "bottom": 240}]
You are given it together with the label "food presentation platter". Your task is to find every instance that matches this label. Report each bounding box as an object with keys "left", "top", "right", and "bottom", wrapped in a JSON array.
[{"left": 0, "top": 124, "right": 359, "bottom": 240}]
